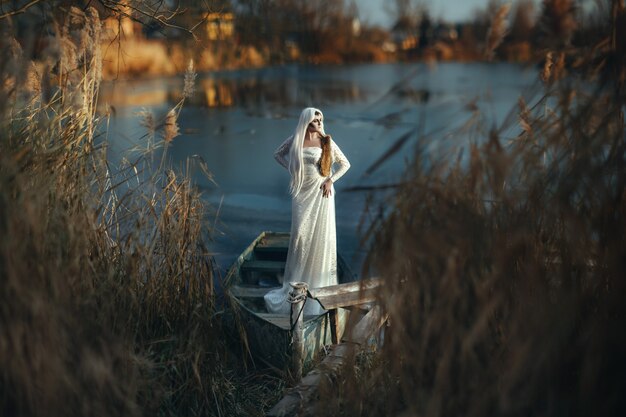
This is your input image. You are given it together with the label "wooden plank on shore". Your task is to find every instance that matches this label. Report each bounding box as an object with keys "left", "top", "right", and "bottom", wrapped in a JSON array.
[
  {"left": 266, "top": 306, "right": 387, "bottom": 417},
  {"left": 346, "top": 303, "right": 373, "bottom": 313},
  {"left": 266, "top": 344, "right": 354, "bottom": 417},
  {"left": 341, "top": 305, "right": 386, "bottom": 345},
  {"left": 308, "top": 278, "right": 382, "bottom": 310}
]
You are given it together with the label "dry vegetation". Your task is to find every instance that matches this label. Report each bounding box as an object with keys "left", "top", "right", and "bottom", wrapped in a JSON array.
[
  {"left": 314, "top": 1, "right": 626, "bottom": 416},
  {"left": 0, "top": 5, "right": 278, "bottom": 417},
  {"left": 2, "top": 0, "right": 625, "bottom": 416}
]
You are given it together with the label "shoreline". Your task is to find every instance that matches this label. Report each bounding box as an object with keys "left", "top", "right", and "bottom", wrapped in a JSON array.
[{"left": 101, "top": 38, "right": 540, "bottom": 82}]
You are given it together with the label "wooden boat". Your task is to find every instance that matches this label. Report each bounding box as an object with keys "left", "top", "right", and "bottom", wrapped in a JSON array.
[{"left": 225, "top": 231, "right": 356, "bottom": 370}]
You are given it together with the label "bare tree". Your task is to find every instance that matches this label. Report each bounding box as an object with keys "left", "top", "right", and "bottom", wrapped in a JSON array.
[
  {"left": 509, "top": 0, "right": 536, "bottom": 43},
  {"left": 0, "top": 0, "right": 215, "bottom": 39},
  {"left": 388, "top": 0, "right": 430, "bottom": 24}
]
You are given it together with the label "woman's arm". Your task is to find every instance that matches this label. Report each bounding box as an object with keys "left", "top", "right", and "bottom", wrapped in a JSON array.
[
  {"left": 274, "top": 136, "right": 292, "bottom": 170},
  {"left": 329, "top": 140, "right": 350, "bottom": 183},
  {"left": 321, "top": 140, "right": 350, "bottom": 198}
]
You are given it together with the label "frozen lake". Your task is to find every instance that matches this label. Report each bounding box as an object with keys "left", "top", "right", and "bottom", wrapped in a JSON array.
[{"left": 100, "top": 62, "right": 540, "bottom": 276}]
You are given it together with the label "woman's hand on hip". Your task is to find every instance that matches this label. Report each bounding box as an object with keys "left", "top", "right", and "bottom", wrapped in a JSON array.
[{"left": 321, "top": 178, "right": 333, "bottom": 198}]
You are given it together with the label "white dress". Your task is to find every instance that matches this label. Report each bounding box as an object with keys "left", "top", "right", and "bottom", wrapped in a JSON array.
[{"left": 264, "top": 137, "right": 351, "bottom": 315}]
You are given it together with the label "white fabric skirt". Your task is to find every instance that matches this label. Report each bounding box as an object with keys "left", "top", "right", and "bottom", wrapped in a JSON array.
[{"left": 264, "top": 148, "right": 338, "bottom": 315}]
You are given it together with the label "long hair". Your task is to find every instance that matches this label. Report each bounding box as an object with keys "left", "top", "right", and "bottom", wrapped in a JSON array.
[
  {"left": 288, "top": 107, "right": 326, "bottom": 196},
  {"left": 319, "top": 135, "right": 332, "bottom": 177}
]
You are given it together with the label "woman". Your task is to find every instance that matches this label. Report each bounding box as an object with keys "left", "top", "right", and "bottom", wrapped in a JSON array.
[{"left": 264, "top": 107, "right": 350, "bottom": 315}]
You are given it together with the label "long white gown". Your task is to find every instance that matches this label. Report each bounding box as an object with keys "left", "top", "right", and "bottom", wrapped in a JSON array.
[{"left": 264, "top": 137, "right": 351, "bottom": 316}]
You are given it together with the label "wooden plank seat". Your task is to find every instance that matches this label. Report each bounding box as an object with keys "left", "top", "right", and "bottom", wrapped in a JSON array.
[
  {"left": 254, "top": 235, "right": 290, "bottom": 255},
  {"left": 257, "top": 234, "right": 290, "bottom": 247},
  {"left": 240, "top": 260, "right": 285, "bottom": 273},
  {"left": 254, "top": 246, "right": 289, "bottom": 255}
]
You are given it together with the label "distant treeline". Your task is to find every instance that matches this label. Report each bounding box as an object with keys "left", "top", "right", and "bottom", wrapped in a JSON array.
[{"left": 3, "top": 0, "right": 613, "bottom": 72}]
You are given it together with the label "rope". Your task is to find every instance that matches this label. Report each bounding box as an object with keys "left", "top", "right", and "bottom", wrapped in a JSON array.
[
  {"left": 306, "top": 290, "right": 327, "bottom": 310},
  {"left": 287, "top": 292, "right": 307, "bottom": 303},
  {"left": 287, "top": 290, "right": 331, "bottom": 332},
  {"left": 289, "top": 296, "right": 307, "bottom": 332},
  {"left": 288, "top": 282, "right": 308, "bottom": 332}
]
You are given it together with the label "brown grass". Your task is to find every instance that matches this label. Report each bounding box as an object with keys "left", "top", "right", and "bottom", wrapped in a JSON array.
[
  {"left": 0, "top": 6, "right": 276, "bottom": 417},
  {"left": 538, "top": 0, "right": 577, "bottom": 47},
  {"left": 485, "top": 3, "right": 511, "bottom": 60},
  {"left": 100, "top": 38, "right": 268, "bottom": 80},
  {"left": 314, "top": 2, "right": 626, "bottom": 416}
]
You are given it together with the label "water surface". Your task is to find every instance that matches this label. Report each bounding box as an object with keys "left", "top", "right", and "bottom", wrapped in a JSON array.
[{"left": 100, "top": 62, "right": 539, "bottom": 275}]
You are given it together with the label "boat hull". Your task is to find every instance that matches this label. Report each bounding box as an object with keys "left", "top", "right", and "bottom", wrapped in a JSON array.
[{"left": 226, "top": 231, "right": 353, "bottom": 369}]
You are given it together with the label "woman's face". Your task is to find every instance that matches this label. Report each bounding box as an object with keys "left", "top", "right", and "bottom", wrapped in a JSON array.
[{"left": 307, "top": 113, "right": 323, "bottom": 134}]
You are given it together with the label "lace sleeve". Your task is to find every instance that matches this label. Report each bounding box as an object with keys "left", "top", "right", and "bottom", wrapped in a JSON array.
[
  {"left": 274, "top": 136, "right": 292, "bottom": 170},
  {"left": 330, "top": 140, "right": 350, "bottom": 183}
]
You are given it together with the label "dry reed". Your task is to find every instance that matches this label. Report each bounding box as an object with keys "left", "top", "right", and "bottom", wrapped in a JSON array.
[
  {"left": 538, "top": 0, "right": 577, "bottom": 47},
  {"left": 315, "top": 2, "right": 626, "bottom": 416},
  {"left": 485, "top": 3, "right": 511, "bottom": 60},
  {"left": 0, "top": 5, "right": 272, "bottom": 417}
]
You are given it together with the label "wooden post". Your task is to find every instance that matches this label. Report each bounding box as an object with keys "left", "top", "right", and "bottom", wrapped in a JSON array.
[
  {"left": 267, "top": 305, "right": 389, "bottom": 417},
  {"left": 288, "top": 282, "right": 308, "bottom": 381},
  {"left": 329, "top": 309, "right": 339, "bottom": 344}
]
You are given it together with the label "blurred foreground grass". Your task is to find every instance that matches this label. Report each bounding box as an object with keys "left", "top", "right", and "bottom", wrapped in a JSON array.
[
  {"left": 1, "top": 1, "right": 625, "bottom": 417},
  {"left": 317, "top": 1, "right": 626, "bottom": 416},
  {"left": 0, "top": 5, "right": 281, "bottom": 417}
]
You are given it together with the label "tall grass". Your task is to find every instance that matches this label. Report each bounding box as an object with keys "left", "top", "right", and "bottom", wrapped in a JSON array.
[
  {"left": 0, "top": 6, "right": 276, "bottom": 417},
  {"left": 316, "top": 1, "right": 626, "bottom": 416}
]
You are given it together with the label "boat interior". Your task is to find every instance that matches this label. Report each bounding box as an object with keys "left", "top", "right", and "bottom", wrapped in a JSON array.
[{"left": 228, "top": 232, "right": 353, "bottom": 326}]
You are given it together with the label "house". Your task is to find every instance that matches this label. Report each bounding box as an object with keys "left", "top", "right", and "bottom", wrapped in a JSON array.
[
  {"left": 101, "top": 0, "right": 142, "bottom": 40},
  {"left": 204, "top": 12, "right": 234, "bottom": 41},
  {"left": 391, "top": 16, "right": 418, "bottom": 51}
]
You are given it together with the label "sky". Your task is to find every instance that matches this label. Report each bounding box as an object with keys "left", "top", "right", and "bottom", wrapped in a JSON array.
[{"left": 354, "top": 0, "right": 530, "bottom": 27}]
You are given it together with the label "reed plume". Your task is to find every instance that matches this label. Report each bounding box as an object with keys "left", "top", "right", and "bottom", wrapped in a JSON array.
[
  {"left": 541, "top": 50, "right": 553, "bottom": 82},
  {"left": 538, "top": 0, "right": 577, "bottom": 47},
  {"left": 315, "top": 3, "right": 626, "bottom": 416},
  {"left": 138, "top": 108, "right": 157, "bottom": 143},
  {"left": 183, "top": 59, "right": 197, "bottom": 99},
  {"left": 163, "top": 109, "right": 180, "bottom": 143},
  {"left": 0, "top": 4, "right": 272, "bottom": 416},
  {"left": 485, "top": 3, "right": 511, "bottom": 60}
]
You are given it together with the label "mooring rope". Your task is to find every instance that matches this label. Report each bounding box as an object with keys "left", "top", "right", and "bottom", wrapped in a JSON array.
[
  {"left": 288, "top": 296, "right": 307, "bottom": 332},
  {"left": 306, "top": 290, "right": 326, "bottom": 310},
  {"left": 288, "top": 283, "right": 308, "bottom": 332},
  {"left": 287, "top": 283, "right": 329, "bottom": 333}
]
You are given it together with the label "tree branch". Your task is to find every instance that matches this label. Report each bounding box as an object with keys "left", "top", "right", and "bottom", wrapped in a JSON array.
[
  {"left": 97, "top": 0, "right": 200, "bottom": 41},
  {"left": 0, "top": 0, "right": 44, "bottom": 20}
]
